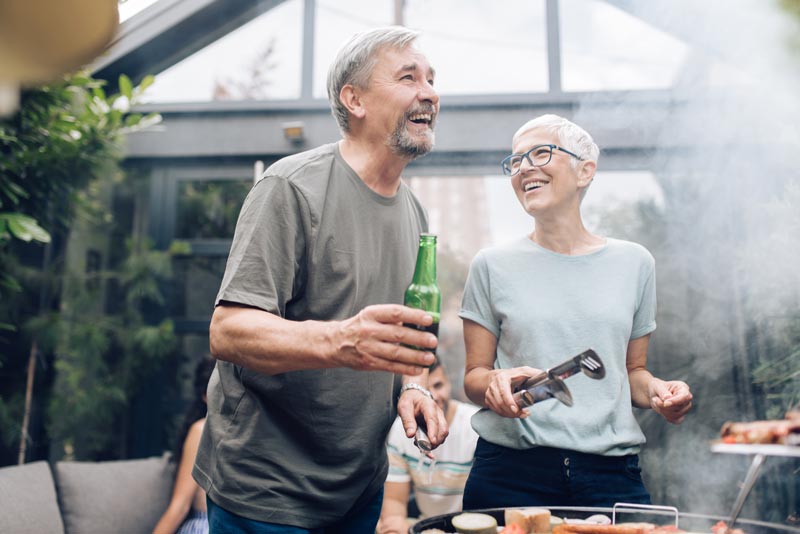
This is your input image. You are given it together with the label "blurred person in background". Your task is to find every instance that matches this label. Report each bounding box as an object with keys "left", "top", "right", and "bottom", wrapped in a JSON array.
[
  {"left": 153, "top": 357, "right": 215, "bottom": 534},
  {"left": 377, "top": 356, "right": 479, "bottom": 534},
  {"left": 194, "top": 26, "right": 448, "bottom": 534},
  {"left": 460, "top": 114, "right": 693, "bottom": 508}
]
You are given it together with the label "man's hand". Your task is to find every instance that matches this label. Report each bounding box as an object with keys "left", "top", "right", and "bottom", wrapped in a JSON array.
[
  {"left": 484, "top": 366, "right": 542, "bottom": 419},
  {"left": 331, "top": 304, "right": 437, "bottom": 375},
  {"left": 398, "top": 388, "right": 448, "bottom": 450},
  {"left": 376, "top": 515, "right": 411, "bottom": 534},
  {"left": 649, "top": 379, "right": 693, "bottom": 424}
]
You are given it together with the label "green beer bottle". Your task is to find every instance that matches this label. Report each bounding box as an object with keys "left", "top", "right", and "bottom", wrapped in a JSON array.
[{"left": 404, "top": 233, "right": 441, "bottom": 354}]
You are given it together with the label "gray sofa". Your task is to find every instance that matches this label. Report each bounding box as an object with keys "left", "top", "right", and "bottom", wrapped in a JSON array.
[{"left": 0, "top": 454, "right": 175, "bottom": 534}]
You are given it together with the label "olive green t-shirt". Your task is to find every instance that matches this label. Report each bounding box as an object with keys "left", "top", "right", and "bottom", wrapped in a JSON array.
[{"left": 193, "top": 142, "right": 428, "bottom": 527}]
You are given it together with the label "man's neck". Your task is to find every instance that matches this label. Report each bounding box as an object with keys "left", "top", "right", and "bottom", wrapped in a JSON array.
[{"left": 338, "top": 138, "right": 409, "bottom": 197}]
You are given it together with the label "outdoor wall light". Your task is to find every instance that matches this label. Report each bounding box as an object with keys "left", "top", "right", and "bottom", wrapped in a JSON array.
[
  {"left": 0, "top": 0, "right": 119, "bottom": 116},
  {"left": 282, "top": 121, "right": 306, "bottom": 144}
]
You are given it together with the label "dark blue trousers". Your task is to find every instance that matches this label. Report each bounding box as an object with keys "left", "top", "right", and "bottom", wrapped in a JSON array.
[
  {"left": 463, "top": 438, "right": 651, "bottom": 509},
  {"left": 207, "top": 488, "right": 383, "bottom": 534}
]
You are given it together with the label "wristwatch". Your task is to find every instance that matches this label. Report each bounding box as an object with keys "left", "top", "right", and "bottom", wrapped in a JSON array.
[{"left": 399, "top": 382, "right": 433, "bottom": 400}]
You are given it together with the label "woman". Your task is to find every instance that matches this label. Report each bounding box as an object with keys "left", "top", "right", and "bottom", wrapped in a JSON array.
[
  {"left": 153, "top": 357, "right": 215, "bottom": 534},
  {"left": 459, "top": 114, "right": 692, "bottom": 508}
]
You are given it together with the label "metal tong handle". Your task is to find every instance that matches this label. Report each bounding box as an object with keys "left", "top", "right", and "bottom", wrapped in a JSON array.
[
  {"left": 513, "top": 373, "right": 573, "bottom": 408},
  {"left": 414, "top": 426, "right": 432, "bottom": 453}
]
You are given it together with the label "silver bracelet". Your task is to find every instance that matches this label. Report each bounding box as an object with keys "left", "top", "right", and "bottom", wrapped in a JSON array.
[{"left": 399, "top": 382, "right": 433, "bottom": 400}]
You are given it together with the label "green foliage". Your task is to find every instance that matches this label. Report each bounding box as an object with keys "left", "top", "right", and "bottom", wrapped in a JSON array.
[
  {"left": 0, "top": 394, "right": 23, "bottom": 449},
  {"left": 0, "top": 213, "right": 50, "bottom": 243},
  {"left": 780, "top": 0, "right": 800, "bottom": 53},
  {"left": 43, "top": 238, "right": 177, "bottom": 459},
  {"left": 753, "top": 344, "right": 800, "bottom": 419},
  {"left": 0, "top": 71, "right": 160, "bottom": 312},
  {"left": 0, "top": 71, "right": 166, "bottom": 463},
  {"left": 174, "top": 180, "right": 253, "bottom": 239}
]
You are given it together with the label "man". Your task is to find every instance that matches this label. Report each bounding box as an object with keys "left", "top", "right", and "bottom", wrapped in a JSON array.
[
  {"left": 377, "top": 357, "right": 479, "bottom": 534},
  {"left": 193, "top": 27, "right": 448, "bottom": 533}
]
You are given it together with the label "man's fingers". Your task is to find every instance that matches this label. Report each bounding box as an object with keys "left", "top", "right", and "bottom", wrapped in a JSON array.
[
  {"left": 422, "top": 401, "right": 448, "bottom": 447},
  {"left": 400, "top": 412, "right": 417, "bottom": 439},
  {"left": 364, "top": 303, "right": 434, "bottom": 327},
  {"left": 381, "top": 323, "right": 437, "bottom": 350},
  {"left": 343, "top": 333, "right": 435, "bottom": 371}
]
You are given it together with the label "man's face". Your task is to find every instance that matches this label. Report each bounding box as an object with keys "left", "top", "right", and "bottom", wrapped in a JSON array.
[
  {"left": 360, "top": 46, "right": 439, "bottom": 159},
  {"left": 428, "top": 367, "right": 452, "bottom": 413}
]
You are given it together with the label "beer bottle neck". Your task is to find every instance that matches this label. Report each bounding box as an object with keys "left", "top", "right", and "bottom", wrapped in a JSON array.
[{"left": 412, "top": 236, "right": 437, "bottom": 284}]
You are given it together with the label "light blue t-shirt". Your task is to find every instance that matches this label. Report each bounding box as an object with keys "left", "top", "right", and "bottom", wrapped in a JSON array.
[{"left": 459, "top": 236, "right": 656, "bottom": 456}]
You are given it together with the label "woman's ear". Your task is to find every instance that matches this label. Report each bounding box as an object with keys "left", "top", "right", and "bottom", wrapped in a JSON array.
[
  {"left": 339, "top": 84, "right": 366, "bottom": 119},
  {"left": 577, "top": 160, "right": 597, "bottom": 187}
]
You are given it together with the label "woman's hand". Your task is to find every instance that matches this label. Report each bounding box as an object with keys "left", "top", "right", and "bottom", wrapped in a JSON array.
[
  {"left": 649, "top": 379, "right": 693, "bottom": 424},
  {"left": 484, "top": 366, "right": 542, "bottom": 419}
]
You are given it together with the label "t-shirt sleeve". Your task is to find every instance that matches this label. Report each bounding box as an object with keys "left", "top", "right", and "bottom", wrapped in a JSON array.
[
  {"left": 631, "top": 252, "right": 656, "bottom": 339},
  {"left": 459, "top": 252, "right": 500, "bottom": 338},
  {"left": 385, "top": 418, "right": 412, "bottom": 483},
  {"left": 215, "top": 175, "right": 307, "bottom": 315}
]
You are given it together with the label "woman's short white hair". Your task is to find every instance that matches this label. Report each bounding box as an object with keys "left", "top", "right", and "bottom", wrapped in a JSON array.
[
  {"left": 327, "top": 26, "right": 420, "bottom": 134},
  {"left": 512, "top": 114, "right": 600, "bottom": 167}
]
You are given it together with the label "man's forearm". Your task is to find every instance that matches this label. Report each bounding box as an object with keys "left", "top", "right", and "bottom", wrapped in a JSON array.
[
  {"left": 209, "top": 304, "right": 335, "bottom": 375},
  {"left": 210, "top": 303, "right": 438, "bottom": 377}
]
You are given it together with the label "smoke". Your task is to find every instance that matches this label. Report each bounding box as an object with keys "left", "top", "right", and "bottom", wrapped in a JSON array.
[{"left": 573, "top": 0, "right": 800, "bottom": 522}]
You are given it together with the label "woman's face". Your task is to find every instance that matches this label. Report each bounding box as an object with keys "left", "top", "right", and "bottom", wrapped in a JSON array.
[{"left": 510, "top": 128, "right": 590, "bottom": 218}]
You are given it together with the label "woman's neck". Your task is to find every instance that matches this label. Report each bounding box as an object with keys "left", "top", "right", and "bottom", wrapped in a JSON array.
[{"left": 529, "top": 216, "right": 605, "bottom": 255}]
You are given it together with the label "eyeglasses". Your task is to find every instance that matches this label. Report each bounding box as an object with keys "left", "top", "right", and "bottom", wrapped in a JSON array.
[{"left": 500, "top": 144, "right": 584, "bottom": 177}]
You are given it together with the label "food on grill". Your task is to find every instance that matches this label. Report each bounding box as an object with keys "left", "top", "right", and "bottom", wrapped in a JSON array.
[
  {"left": 720, "top": 418, "right": 800, "bottom": 445},
  {"left": 451, "top": 512, "right": 499, "bottom": 534},
  {"left": 418, "top": 510, "right": 753, "bottom": 534},
  {"left": 553, "top": 522, "right": 691, "bottom": 534},
  {"left": 553, "top": 523, "right": 653, "bottom": 534},
  {"left": 505, "top": 507, "right": 552, "bottom": 533},
  {"left": 711, "top": 520, "right": 744, "bottom": 534}
]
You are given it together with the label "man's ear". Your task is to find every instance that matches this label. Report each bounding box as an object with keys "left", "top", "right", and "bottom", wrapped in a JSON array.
[
  {"left": 340, "top": 84, "right": 366, "bottom": 119},
  {"left": 577, "top": 160, "right": 596, "bottom": 187}
]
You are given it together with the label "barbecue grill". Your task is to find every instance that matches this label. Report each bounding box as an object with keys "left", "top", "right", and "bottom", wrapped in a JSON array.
[
  {"left": 411, "top": 443, "right": 800, "bottom": 534},
  {"left": 410, "top": 505, "right": 800, "bottom": 534}
]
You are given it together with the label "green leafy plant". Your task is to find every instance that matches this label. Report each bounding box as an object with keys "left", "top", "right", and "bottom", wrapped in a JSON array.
[
  {"left": 0, "top": 71, "right": 165, "bottom": 463},
  {"left": 42, "top": 237, "right": 179, "bottom": 459}
]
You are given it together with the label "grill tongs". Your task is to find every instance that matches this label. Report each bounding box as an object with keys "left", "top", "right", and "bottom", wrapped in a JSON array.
[{"left": 512, "top": 349, "right": 606, "bottom": 408}]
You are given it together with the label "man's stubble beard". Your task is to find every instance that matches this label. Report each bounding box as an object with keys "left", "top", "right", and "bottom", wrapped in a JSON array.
[{"left": 388, "top": 115, "right": 436, "bottom": 160}]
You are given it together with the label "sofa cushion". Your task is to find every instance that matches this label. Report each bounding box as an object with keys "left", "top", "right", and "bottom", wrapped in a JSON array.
[
  {"left": 0, "top": 460, "right": 65, "bottom": 534},
  {"left": 55, "top": 453, "right": 175, "bottom": 534}
]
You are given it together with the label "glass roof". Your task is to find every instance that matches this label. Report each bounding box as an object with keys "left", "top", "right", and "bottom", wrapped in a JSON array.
[
  {"left": 560, "top": 1, "right": 689, "bottom": 91},
  {"left": 135, "top": 0, "right": 696, "bottom": 104},
  {"left": 118, "top": 0, "right": 160, "bottom": 23},
  {"left": 142, "top": 0, "right": 303, "bottom": 102}
]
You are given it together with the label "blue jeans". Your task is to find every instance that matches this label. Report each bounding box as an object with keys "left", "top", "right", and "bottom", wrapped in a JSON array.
[
  {"left": 463, "top": 438, "right": 651, "bottom": 509},
  {"left": 207, "top": 489, "right": 383, "bottom": 534}
]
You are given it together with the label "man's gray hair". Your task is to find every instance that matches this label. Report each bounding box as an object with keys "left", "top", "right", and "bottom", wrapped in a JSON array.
[
  {"left": 512, "top": 114, "right": 600, "bottom": 167},
  {"left": 327, "top": 26, "right": 420, "bottom": 134}
]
